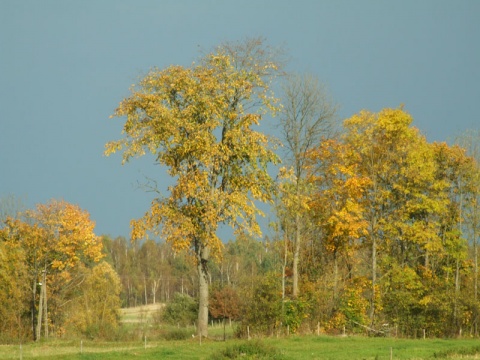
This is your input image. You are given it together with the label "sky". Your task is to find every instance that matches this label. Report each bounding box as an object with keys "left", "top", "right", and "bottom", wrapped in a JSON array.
[{"left": 1, "top": 0, "right": 479, "bottom": 239}]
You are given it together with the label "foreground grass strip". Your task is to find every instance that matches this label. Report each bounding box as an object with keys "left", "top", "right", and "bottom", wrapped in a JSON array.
[{"left": 2, "top": 336, "right": 480, "bottom": 359}]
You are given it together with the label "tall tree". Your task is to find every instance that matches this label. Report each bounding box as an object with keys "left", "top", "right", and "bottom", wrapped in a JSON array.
[
  {"left": 456, "top": 131, "right": 480, "bottom": 310},
  {"left": 105, "top": 38, "right": 281, "bottom": 338},
  {"left": 307, "top": 139, "right": 370, "bottom": 300},
  {"left": 342, "top": 107, "right": 444, "bottom": 326},
  {"left": 278, "top": 73, "right": 337, "bottom": 297}
]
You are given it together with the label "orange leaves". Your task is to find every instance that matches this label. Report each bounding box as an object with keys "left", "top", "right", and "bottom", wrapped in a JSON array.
[
  {"left": 307, "top": 138, "right": 370, "bottom": 254},
  {"left": 19, "top": 199, "right": 104, "bottom": 271}
]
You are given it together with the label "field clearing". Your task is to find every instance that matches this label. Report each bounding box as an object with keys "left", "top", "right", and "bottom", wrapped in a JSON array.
[
  {"left": 2, "top": 335, "right": 480, "bottom": 359},
  {"left": 119, "top": 303, "right": 164, "bottom": 323}
]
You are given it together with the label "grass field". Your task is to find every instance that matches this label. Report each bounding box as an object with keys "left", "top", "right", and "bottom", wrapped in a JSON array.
[
  {"left": 2, "top": 305, "right": 480, "bottom": 359},
  {"left": 3, "top": 335, "right": 480, "bottom": 359}
]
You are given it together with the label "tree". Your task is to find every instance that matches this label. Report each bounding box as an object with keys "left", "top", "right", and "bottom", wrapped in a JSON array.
[
  {"left": 0, "top": 194, "right": 25, "bottom": 223},
  {"left": 456, "top": 130, "right": 480, "bottom": 334},
  {"left": 0, "top": 233, "right": 30, "bottom": 341},
  {"left": 209, "top": 286, "right": 241, "bottom": 340},
  {"left": 105, "top": 38, "right": 281, "bottom": 337},
  {"left": 307, "top": 139, "right": 370, "bottom": 300},
  {"left": 278, "top": 73, "right": 337, "bottom": 298},
  {"left": 65, "top": 262, "right": 122, "bottom": 339},
  {"left": 341, "top": 107, "right": 446, "bottom": 326},
  {"left": 3, "top": 200, "right": 104, "bottom": 340}
]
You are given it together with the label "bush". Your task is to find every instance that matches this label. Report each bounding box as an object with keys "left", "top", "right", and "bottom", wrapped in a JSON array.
[
  {"left": 160, "top": 293, "right": 198, "bottom": 327},
  {"left": 162, "top": 328, "right": 193, "bottom": 341},
  {"left": 237, "top": 273, "right": 283, "bottom": 337},
  {"left": 211, "top": 340, "right": 286, "bottom": 360}
]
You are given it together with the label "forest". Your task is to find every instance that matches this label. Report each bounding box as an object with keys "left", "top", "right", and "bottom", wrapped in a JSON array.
[{"left": 0, "top": 39, "right": 479, "bottom": 343}]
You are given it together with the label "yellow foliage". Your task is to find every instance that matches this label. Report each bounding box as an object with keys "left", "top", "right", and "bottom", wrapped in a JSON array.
[{"left": 106, "top": 41, "right": 281, "bottom": 262}]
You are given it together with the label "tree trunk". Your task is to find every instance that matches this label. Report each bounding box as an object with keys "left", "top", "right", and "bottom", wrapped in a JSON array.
[
  {"left": 144, "top": 276, "right": 148, "bottom": 305},
  {"left": 43, "top": 270, "right": 48, "bottom": 339},
  {"left": 370, "top": 236, "right": 377, "bottom": 325},
  {"left": 474, "top": 223, "right": 478, "bottom": 336},
  {"left": 333, "top": 250, "right": 338, "bottom": 300},
  {"left": 31, "top": 276, "right": 37, "bottom": 341},
  {"left": 292, "top": 211, "right": 301, "bottom": 298},
  {"left": 197, "top": 245, "right": 210, "bottom": 338},
  {"left": 36, "top": 272, "right": 44, "bottom": 341}
]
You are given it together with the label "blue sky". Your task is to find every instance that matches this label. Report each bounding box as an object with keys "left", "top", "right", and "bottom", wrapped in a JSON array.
[{"left": 1, "top": 1, "right": 479, "bottom": 239}]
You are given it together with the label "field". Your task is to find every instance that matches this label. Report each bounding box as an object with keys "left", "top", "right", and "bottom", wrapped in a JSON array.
[
  {"left": 3, "top": 336, "right": 480, "bottom": 359},
  {"left": 2, "top": 305, "right": 480, "bottom": 359}
]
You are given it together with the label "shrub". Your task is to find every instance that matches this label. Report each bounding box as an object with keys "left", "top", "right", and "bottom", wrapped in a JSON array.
[
  {"left": 162, "top": 328, "right": 193, "bottom": 341},
  {"left": 161, "top": 293, "right": 198, "bottom": 327},
  {"left": 237, "top": 273, "right": 282, "bottom": 337},
  {"left": 211, "top": 340, "right": 286, "bottom": 360}
]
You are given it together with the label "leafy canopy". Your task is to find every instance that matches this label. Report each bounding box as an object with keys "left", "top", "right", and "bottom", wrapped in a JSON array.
[{"left": 105, "top": 42, "right": 281, "bottom": 256}]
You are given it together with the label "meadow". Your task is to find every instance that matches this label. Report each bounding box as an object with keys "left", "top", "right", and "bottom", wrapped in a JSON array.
[
  {"left": 2, "top": 304, "right": 480, "bottom": 359},
  {"left": 3, "top": 335, "right": 480, "bottom": 359}
]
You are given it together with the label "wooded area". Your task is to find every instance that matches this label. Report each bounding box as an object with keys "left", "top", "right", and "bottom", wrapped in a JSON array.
[{"left": 1, "top": 39, "right": 479, "bottom": 343}]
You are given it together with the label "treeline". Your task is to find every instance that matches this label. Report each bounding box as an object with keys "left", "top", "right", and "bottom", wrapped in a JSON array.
[
  {"left": 271, "top": 108, "right": 480, "bottom": 338},
  {"left": 0, "top": 108, "right": 478, "bottom": 343},
  {"left": 106, "top": 108, "right": 480, "bottom": 339}
]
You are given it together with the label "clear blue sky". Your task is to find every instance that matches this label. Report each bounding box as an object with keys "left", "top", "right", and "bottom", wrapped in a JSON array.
[{"left": 1, "top": 0, "right": 479, "bottom": 239}]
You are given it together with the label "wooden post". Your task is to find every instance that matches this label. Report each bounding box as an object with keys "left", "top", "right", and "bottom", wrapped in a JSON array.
[
  {"left": 390, "top": 347, "right": 393, "bottom": 360},
  {"left": 144, "top": 335, "right": 147, "bottom": 349},
  {"left": 80, "top": 340, "right": 83, "bottom": 354},
  {"left": 317, "top": 322, "right": 320, "bottom": 336},
  {"left": 247, "top": 326, "right": 250, "bottom": 340}
]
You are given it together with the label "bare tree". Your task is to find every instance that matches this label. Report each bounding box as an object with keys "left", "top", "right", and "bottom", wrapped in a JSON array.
[
  {"left": 0, "top": 194, "right": 26, "bottom": 223},
  {"left": 278, "top": 73, "right": 338, "bottom": 297}
]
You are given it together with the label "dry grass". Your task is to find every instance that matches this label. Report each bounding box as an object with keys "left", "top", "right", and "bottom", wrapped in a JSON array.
[{"left": 119, "top": 303, "right": 164, "bottom": 323}]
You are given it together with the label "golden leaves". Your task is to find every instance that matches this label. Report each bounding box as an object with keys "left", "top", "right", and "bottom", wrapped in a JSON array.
[
  {"left": 107, "top": 42, "right": 281, "bottom": 259},
  {"left": 21, "top": 199, "right": 104, "bottom": 271}
]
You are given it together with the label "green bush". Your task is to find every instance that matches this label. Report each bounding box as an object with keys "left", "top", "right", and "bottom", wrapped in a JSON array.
[
  {"left": 162, "top": 328, "right": 193, "bottom": 341},
  {"left": 160, "top": 293, "right": 198, "bottom": 327},
  {"left": 237, "top": 273, "right": 283, "bottom": 337},
  {"left": 211, "top": 340, "right": 286, "bottom": 360}
]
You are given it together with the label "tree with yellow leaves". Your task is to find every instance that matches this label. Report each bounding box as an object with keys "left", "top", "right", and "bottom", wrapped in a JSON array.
[
  {"left": 105, "top": 38, "right": 281, "bottom": 338},
  {"left": 1, "top": 199, "right": 104, "bottom": 340}
]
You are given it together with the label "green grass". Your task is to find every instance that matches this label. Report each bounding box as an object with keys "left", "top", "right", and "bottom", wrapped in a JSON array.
[
  {"left": 3, "top": 307, "right": 479, "bottom": 359},
  {"left": 3, "top": 336, "right": 480, "bottom": 359}
]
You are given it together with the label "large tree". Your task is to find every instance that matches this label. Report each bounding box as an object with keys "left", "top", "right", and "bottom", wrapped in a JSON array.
[{"left": 105, "top": 39, "right": 281, "bottom": 337}]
